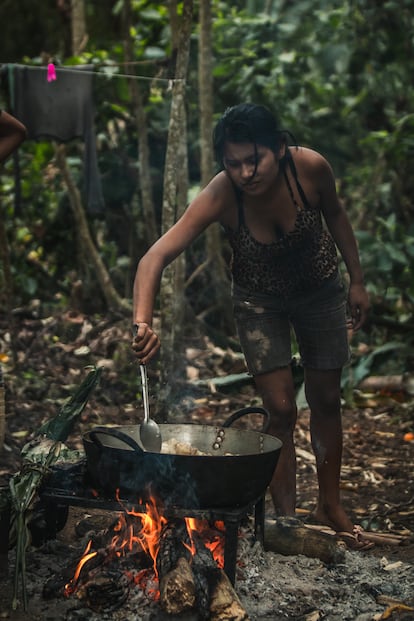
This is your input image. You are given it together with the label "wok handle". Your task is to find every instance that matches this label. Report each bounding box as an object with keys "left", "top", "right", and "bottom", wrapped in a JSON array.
[
  {"left": 222, "top": 406, "right": 270, "bottom": 433},
  {"left": 88, "top": 426, "right": 145, "bottom": 454}
]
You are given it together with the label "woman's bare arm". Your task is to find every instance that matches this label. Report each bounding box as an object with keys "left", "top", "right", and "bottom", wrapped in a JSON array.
[
  {"left": 132, "top": 173, "right": 231, "bottom": 362},
  {"left": 312, "top": 152, "right": 369, "bottom": 330},
  {"left": 0, "top": 111, "right": 27, "bottom": 162}
]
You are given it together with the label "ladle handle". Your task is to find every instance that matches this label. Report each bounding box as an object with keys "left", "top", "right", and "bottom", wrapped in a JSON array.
[
  {"left": 88, "top": 426, "right": 144, "bottom": 454},
  {"left": 140, "top": 364, "right": 150, "bottom": 424},
  {"left": 132, "top": 325, "right": 150, "bottom": 423},
  {"left": 222, "top": 406, "right": 270, "bottom": 433}
]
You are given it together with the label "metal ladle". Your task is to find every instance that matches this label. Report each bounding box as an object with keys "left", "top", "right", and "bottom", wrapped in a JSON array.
[{"left": 139, "top": 364, "right": 162, "bottom": 452}]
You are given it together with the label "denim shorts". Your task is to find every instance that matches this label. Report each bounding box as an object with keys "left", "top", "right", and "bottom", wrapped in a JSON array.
[{"left": 232, "top": 272, "right": 350, "bottom": 375}]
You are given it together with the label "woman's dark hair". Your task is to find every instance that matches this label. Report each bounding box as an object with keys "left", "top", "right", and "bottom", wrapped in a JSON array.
[{"left": 212, "top": 103, "right": 287, "bottom": 168}]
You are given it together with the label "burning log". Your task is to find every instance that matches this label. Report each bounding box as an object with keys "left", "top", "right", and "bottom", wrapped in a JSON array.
[
  {"left": 209, "top": 570, "right": 249, "bottom": 621},
  {"left": 159, "top": 556, "right": 196, "bottom": 614},
  {"left": 157, "top": 519, "right": 196, "bottom": 614},
  {"left": 157, "top": 519, "right": 250, "bottom": 620},
  {"left": 264, "top": 517, "right": 345, "bottom": 564},
  {"left": 188, "top": 532, "right": 248, "bottom": 621},
  {"left": 76, "top": 569, "right": 130, "bottom": 613},
  {"left": 43, "top": 547, "right": 108, "bottom": 599},
  {"left": 191, "top": 530, "right": 216, "bottom": 617},
  {"left": 157, "top": 518, "right": 192, "bottom": 575},
  {"left": 190, "top": 529, "right": 249, "bottom": 621}
]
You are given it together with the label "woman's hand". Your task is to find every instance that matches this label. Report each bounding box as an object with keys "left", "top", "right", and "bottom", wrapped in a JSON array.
[
  {"left": 132, "top": 322, "right": 161, "bottom": 364},
  {"left": 348, "top": 283, "right": 370, "bottom": 331}
]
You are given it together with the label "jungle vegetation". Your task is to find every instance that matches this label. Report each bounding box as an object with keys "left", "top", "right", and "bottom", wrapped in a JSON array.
[{"left": 1, "top": 0, "right": 413, "bottom": 391}]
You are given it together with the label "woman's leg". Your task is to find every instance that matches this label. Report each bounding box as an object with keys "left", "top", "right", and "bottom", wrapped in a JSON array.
[
  {"left": 254, "top": 366, "right": 297, "bottom": 516},
  {"left": 304, "top": 367, "right": 354, "bottom": 533}
]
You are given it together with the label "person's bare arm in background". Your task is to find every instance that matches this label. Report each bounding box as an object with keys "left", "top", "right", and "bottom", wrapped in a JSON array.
[{"left": 0, "top": 110, "right": 27, "bottom": 163}]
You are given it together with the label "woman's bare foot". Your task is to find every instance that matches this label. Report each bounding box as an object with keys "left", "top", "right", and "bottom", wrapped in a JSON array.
[
  {"left": 309, "top": 504, "right": 354, "bottom": 534},
  {"left": 306, "top": 505, "right": 375, "bottom": 551}
]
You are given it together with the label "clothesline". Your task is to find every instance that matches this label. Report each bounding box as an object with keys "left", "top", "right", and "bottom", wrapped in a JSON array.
[{"left": 1, "top": 63, "right": 183, "bottom": 84}]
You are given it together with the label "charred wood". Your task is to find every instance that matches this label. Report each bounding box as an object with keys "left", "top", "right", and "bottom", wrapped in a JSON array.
[
  {"left": 159, "top": 556, "right": 196, "bottom": 615},
  {"left": 191, "top": 530, "right": 249, "bottom": 621},
  {"left": 156, "top": 521, "right": 249, "bottom": 620},
  {"left": 157, "top": 518, "right": 192, "bottom": 576},
  {"left": 191, "top": 530, "right": 216, "bottom": 619},
  {"left": 76, "top": 569, "right": 129, "bottom": 613},
  {"left": 74, "top": 512, "right": 120, "bottom": 539},
  {"left": 157, "top": 519, "right": 195, "bottom": 614},
  {"left": 209, "top": 569, "right": 250, "bottom": 621},
  {"left": 43, "top": 548, "right": 111, "bottom": 599}
]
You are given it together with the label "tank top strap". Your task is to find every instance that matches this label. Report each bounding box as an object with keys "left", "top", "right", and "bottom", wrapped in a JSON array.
[
  {"left": 283, "top": 168, "right": 300, "bottom": 209},
  {"left": 233, "top": 184, "right": 245, "bottom": 226},
  {"left": 285, "top": 150, "right": 311, "bottom": 208}
]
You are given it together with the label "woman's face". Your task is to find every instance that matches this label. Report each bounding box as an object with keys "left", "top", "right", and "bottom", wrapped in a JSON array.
[{"left": 223, "top": 141, "right": 284, "bottom": 195}]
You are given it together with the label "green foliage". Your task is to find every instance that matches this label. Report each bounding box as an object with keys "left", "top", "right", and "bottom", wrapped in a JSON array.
[
  {"left": 4, "top": 366, "right": 102, "bottom": 610},
  {"left": 210, "top": 0, "right": 414, "bottom": 382},
  {"left": 356, "top": 216, "right": 414, "bottom": 308},
  {"left": 1, "top": 0, "right": 414, "bottom": 382},
  {"left": 37, "top": 366, "right": 102, "bottom": 440}
]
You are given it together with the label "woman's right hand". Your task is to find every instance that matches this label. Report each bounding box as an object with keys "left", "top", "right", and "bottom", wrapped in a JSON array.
[{"left": 132, "top": 322, "right": 161, "bottom": 364}]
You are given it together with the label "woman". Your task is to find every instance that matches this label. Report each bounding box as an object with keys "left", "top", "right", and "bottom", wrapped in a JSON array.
[
  {"left": 0, "top": 109, "right": 27, "bottom": 163},
  {"left": 132, "top": 103, "right": 371, "bottom": 549}
]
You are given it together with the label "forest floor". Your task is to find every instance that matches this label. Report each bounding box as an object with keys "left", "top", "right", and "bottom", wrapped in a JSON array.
[{"left": 0, "top": 309, "right": 413, "bottom": 620}]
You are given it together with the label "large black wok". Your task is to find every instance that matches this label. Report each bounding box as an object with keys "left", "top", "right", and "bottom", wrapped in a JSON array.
[{"left": 83, "top": 407, "right": 282, "bottom": 509}]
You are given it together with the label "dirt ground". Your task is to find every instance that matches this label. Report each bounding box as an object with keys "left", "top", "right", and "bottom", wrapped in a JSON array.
[{"left": 0, "top": 312, "right": 413, "bottom": 619}]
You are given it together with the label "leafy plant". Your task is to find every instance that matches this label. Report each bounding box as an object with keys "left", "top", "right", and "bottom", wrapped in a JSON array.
[{"left": 4, "top": 366, "right": 102, "bottom": 610}]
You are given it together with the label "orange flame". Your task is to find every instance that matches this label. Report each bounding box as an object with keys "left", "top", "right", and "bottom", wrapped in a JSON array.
[
  {"left": 65, "top": 494, "right": 226, "bottom": 601},
  {"left": 184, "top": 518, "right": 225, "bottom": 568},
  {"left": 64, "top": 540, "right": 97, "bottom": 596},
  {"left": 111, "top": 495, "right": 168, "bottom": 577}
]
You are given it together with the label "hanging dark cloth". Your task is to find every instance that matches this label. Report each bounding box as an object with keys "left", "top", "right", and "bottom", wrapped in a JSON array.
[{"left": 9, "top": 63, "right": 104, "bottom": 214}]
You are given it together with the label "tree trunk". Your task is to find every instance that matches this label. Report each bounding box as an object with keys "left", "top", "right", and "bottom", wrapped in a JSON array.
[
  {"left": 198, "top": 0, "right": 234, "bottom": 334},
  {"left": 71, "top": 0, "right": 87, "bottom": 55},
  {"left": 158, "top": 0, "right": 193, "bottom": 407},
  {"left": 52, "top": 0, "right": 130, "bottom": 315},
  {"left": 55, "top": 145, "right": 130, "bottom": 314},
  {"left": 198, "top": 0, "right": 214, "bottom": 190},
  {"left": 122, "top": 0, "right": 158, "bottom": 248}
]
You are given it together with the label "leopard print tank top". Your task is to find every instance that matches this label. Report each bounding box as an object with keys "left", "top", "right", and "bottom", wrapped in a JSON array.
[{"left": 223, "top": 153, "right": 338, "bottom": 297}]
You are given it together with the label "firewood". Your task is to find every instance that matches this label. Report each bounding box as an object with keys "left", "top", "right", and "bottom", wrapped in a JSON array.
[
  {"left": 157, "top": 519, "right": 196, "bottom": 615},
  {"left": 264, "top": 517, "right": 345, "bottom": 564},
  {"left": 157, "top": 519, "right": 192, "bottom": 576},
  {"left": 159, "top": 556, "right": 196, "bottom": 614},
  {"left": 77, "top": 569, "right": 129, "bottom": 613},
  {"left": 358, "top": 375, "right": 404, "bottom": 392},
  {"left": 157, "top": 523, "right": 211, "bottom": 618},
  {"left": 43, "top": 547, "right": 114, "bottom": 599},
  {"left": 209, "top": 569, "right": 250, "bottom": 621},
  {"left": 358, "top": 531, "right": 408, "bottom": 545},
  {"left": 190, "top": 531, "right": 249, "bottom": 621},
  {"left": 157, "top": 520, "right": 250, "bottom": 620},
  {"left": 191, "top": 530, "right": 217, "bottom": 618}
]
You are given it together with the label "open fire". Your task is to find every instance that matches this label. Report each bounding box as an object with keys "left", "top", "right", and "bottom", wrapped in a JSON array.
[{"left": 60, "top": 492, "right": 247, "bottom": 619}]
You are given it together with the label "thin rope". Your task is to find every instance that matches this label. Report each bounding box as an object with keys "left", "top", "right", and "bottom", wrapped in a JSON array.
[{"left": 2, "top": 63, "right": 182, "bottom": 84}]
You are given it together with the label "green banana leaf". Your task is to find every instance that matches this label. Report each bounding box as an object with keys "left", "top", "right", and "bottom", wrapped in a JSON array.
[
  {"left": 37, "top": 365, "right": 103, "bottom": 441},
  {"left": 5, "top": 365, "right": 102, "bottom": 610}
]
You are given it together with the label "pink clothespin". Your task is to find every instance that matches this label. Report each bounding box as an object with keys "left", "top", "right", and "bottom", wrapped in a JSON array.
[{"left": 47, "top": 63, "right": 57, "bottom": 82}]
